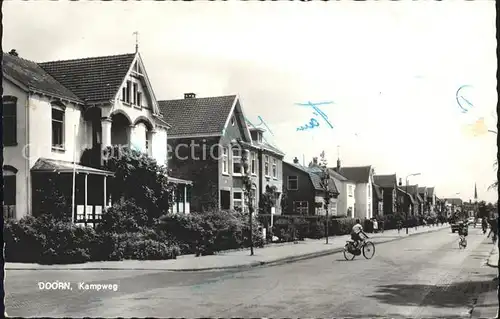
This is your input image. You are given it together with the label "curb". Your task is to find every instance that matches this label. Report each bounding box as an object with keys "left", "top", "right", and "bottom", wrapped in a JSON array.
[{"left": 5, "top": 226, "right": 448, "bottom": 272}]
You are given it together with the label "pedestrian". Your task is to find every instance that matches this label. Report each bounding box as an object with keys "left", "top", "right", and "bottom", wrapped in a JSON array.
[{"left": 372, "top": 218, "right": 378, "bottom": 233}]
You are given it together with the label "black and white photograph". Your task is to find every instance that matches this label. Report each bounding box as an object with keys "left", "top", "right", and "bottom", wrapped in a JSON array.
[{"left": 2, "top": 1, "right": 499, "bottom": 318}]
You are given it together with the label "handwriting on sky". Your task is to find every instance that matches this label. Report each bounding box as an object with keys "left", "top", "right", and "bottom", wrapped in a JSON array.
[
  {"left": 295, "top": 101, "right": 334, "bottom": 132},
  {"left": 456, "top": 85, "right": 474, "bottom": 114},
  {"left": 245, "top": 115, "right": 274, "bottom": 136}
]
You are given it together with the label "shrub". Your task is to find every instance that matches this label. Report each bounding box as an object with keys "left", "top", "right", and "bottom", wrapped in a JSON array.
[
  {"left": 102, "top": 145, "right": 176, "bottom": 222},
  {"left": 157, "top": 209, "right": 264, "bottom": 256},
  {"left": 96, "top": 198, "right": 149, "bottom": 234},
  {"left": 307, "top": 220, "right": 325, "bottom": 239},
  {"left": 4, "top": 215, "right": 98, "bottom": 264}
]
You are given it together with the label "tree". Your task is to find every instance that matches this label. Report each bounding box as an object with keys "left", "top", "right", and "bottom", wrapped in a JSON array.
[
  {"left": 319, "top": 151, "right": 332, "bottom": 244},
  {"left": 488, "top": 160, "right": 498, "bottom": 190},
  {"left": 102, "top": 146, "right": 176, "bottom": 224},
  {"left": 477, "top": 201, "right": 488, "bottom": 219}
]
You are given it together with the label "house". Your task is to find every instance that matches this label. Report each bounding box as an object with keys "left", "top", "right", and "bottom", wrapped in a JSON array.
[
  {"left": 418, "top": 187, "right": 429, "bottom": 213},
  {"left": 397, "top": 187, "right": 415, "bottom": 216},
  {"left": 333, "top": 161, "right": 374, "bottom": 219},
  {"left": 2, "top": 49, "right": 191, "bottom": 223},
  {"left": 158, "top": 94, "right": 285, "bottom": 214},
  {"left": 373, "top": 174, "right": 398, "bottom": 215},
  {"left": 248, "top": 127, "right": 285, "bottom": 215},
  {"left": 401, "top": 184, "right": 423, "bottom": 216},
  {"left": 372, "top": 183, "right": 384, "bottom": 217},
  {"left": 282, "top": 158, "right": 339, "bottom": 216},
  {"left": 328, "top": 165, "right": 356, "bottom": 218},
  {"left": 426, "top": 187, "right": 436, "bottom": 213},
  {"left": 445, "top": 198, "right": 463, "bottom": 216}
]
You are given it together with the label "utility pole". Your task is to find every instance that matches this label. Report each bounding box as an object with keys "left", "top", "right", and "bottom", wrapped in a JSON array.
[{"left": 319, "top": 151, "right": 330, "bottom": 244}]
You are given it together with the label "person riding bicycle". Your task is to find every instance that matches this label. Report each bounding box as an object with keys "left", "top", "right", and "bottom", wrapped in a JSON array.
[
  {"left": 458, "top": 221, "right": 468, "bottom": 237},
  {"left": 351, "top": 219, "right": 366, "bottom": 249},
  {"left": 482, "top": 218, "right": 488, "bottom": 234}
]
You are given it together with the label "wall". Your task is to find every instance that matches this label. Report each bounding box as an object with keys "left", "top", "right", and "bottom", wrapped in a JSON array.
[
  {"left": 168, "top": 136, "right": 220, "bottom": 212},
  {"left": 346, "top": 182, "right": 356, "bottom": 218},
  {"left": 260, "top": 151, "right": 283, "bottom": 214},
  {"left": 282, "top": 163, "right": 314, "bottom": 215},
  {"left": 354, "top": 183, "right": 367, "bottom": 219},
  {"left": 332, "top": 178, "right": 348, "bottom": 216},
  {"left": 2, "top": 80, "right": 29, "bottom": 219}
]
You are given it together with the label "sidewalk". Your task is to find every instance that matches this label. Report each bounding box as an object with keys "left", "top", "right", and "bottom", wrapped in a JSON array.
[
  {"left": 487, "top": 244, "right": 499, "bottom": 268},
  {"left": 5, "top": 224, "right": 449, "bottom": 271},
  {"left": 472, "top": 242, "right": 499, "bottom": 318}
]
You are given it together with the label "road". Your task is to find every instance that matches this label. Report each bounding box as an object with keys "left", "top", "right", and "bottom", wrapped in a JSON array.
[{"left": 5, "top": 227, "right": 498, "bottom": 318}]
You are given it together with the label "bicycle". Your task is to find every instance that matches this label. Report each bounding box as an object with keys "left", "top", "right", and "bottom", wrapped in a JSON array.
[
  {"left": 343, "top": 238, "right": 376, "bottom": 260},
  {"left": 458, "top": 235, "right": 467, "bottom": 249}
]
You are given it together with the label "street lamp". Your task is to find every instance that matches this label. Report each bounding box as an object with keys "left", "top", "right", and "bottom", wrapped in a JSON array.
[
  {"left": 405, "top": 173, "right": 421, "bottom": 234},
  {"left": 240, "top": 146, "right": 256, "bottom": 256}
]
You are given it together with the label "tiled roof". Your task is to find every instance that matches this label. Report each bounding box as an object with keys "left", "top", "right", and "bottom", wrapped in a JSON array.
[
  {"left": 397, "top": 187, "right": 415, "bottom": 204},
  {"left": 158, "top": 95, "right": 237, "bottom": 136},
  {"left": 373, "top": 174, "right": 397, "bottom": 188},
  {"left": 39, "top": 53, "right": 136, "bottom": 103},
  {"left": 418, "top": 187, "right": 427, "bottom": 194},
  {"left": 260, "top": 142, "right": 285, "bottom": 156},
  {"left": 31, "top": 158, "right": 114, "bottom": 176},
  {"left": 328, "top": 168, "right": 348, "bottom": 181},
  {"left": 3, "top": 53, "right": 81, "bottom": 102},
  {"left": 336, "top": 166, "right": 372, "bottom": 183},
  {"left": 285, "top": 162, "right": 339, "bottom": 194}
]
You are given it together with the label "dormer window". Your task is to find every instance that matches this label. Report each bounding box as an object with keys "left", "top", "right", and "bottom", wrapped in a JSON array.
[{"left": 231, "top": 117, "right": 235, "bottom": 126}]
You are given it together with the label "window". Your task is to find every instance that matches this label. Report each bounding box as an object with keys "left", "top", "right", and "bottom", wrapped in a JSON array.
[
  {"left": 348, "top": 185, "right": 353, "bottom": 197},
  {"left": 222, "top": 147, "right": 228, "bottom": 174},
  {"left": 251, "top": 152, "right": 256, "bottom": 175},
  {"left": 2, "top": 96, "right": 17, "bottom": 146},
  {"left": 294, "top": 201, "right": 308, "bottom": 215},
  {"left": 125, "top": 81, "right": 132, "bottom": 103},
  {"left": 368, "top": 186, "right": 371, "bottom": 197},
  {"left": 233, "top": 191, "right": 244, "bottom": 210},
  {"left": 121, "top": 87, "right": 126, "bottom": 101},
  {"left": 264, "top": 155, "right": 269, "bottom": 176},
  {"left": 132, "top": 83, "right": 138, "bottom": 105},
  {"left": 287, "top": 176, "right": 298, "bottom": 190},
  {"left": 137, "top": 91, "right": 142, "bottom": 107},
  {"left": 232, "top": 148, "right": 243, "bottom": 175},
  {"left": 51, "top": 105, "right": 65, "bottom": 149},
  {"left": 3, "top": 167, "right": 17, "bottom": 219},
  {"left": 272, "top": 158, "right": 277, "bottom": 178},
  {"left": 231, "top": 117, "right": 235, "bottom": 126}
]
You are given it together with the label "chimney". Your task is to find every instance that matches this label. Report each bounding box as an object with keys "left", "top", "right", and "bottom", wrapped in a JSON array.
[
  {"left": 9, "top": 49, "right": 18, "bottom": 57},
  {"left": 336, "top": 158, "right": 341, "bottom": 171},
  {"left": 398, "top": 178, "right": 402, "bottom": 186},
  {"left": 293, "top": 157, "right": 299, "bottom": 164},
  {"left": 184, "top": 93, "right": 196, "bottom": 99}
]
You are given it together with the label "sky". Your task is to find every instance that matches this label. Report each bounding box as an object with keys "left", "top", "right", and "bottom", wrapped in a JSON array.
[{"left": 3, "top": 1, "right": 498, "bottom": 203}]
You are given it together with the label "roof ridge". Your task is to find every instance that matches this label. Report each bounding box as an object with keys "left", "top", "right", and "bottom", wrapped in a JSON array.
[
  {"left": 38, "top": 52, "right": 136, "bottom": 65},
  {"left": 158, "top": 94, "right": 237, "bottom": 103}
]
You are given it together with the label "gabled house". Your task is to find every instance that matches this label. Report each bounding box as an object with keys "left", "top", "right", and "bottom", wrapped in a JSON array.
[
  {"left": 159, "top": 93, "right": 276, "bottom": 214},
  {"left": 401, "top": 184, "right": 423, "bottom": 216},
  {"left": 282, "top": 158, "right": 339, "bottom": 216},
  {"left": 333, "top": 160, "right": 374, "bottom": 219},
  {"left": 397, "top": 187, "right": 415, "bottom": 216},
  {"left": 328, "top": 165, "right": 356, "bottom": 218},
  {"left": 418, "top": 186, "right": 429, "bottom": 213},
  {"left": 2, "top": 50, "right": 191, "bottom": 223},
  {"left": 426, "top": 187, "right": 436, "bottom": 213},
  {"left": 373, "top": 174, "right": 398, "bottom": 215},
  {"left": 372, "top": 183, "right": 384, "bottom": 217}
]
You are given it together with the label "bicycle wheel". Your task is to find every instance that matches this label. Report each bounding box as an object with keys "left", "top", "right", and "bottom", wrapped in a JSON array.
[
  {"left": 343, "top": 245, "right": 355, "bottom": 261},
  {"left": 362, "top": 241, "right": 376, "bottom": 259}
]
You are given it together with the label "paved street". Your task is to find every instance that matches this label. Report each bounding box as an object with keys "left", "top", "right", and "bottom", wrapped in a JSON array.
[{"left": 6, "top": 227, "right": 498, "bottom": 318}]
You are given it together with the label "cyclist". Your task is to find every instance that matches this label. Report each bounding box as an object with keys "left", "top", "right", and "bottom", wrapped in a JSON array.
[
  {"left": 351, "top": 219, "right": 367, "bottom": 249},
  {"left": 458, "top": 221, "right": 468, "bottom": 246}
]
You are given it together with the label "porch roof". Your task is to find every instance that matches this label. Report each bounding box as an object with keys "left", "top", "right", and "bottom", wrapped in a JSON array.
[
  {"left": 168, "top": 176, "right": 193, "bottom": 185},
  {"left": 31, "top": 158, "right": 114, "bottom": 176}
]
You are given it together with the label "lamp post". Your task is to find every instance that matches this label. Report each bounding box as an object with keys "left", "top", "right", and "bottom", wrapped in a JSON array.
[{"left": 405, "top": 173, "right": 421, "bottom": 234}]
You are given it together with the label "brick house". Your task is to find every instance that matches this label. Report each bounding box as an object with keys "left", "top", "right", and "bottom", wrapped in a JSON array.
[
  {"left": 159, "top": 94, "right": 284, "bottom": 213},
  {"left": 397, "top": 187, "right": 415, "bottom": 216},
  {"left": 2, "top": 50, "right": 191, "bottom": 223},
  {"left": 372, "top": 183, "right": 384, "bottom": 217},
  {"left": 373, "top": 174, "right": 398, "bottom": 215},
  {"left": 401, "top": 184, "right": 423, "bottom": 216},
  {"left": 418, "top": 186, "right": 429, "bottom": 213},
  {"left": 282, "top": 158, "right": 339, "bottom": 216}
]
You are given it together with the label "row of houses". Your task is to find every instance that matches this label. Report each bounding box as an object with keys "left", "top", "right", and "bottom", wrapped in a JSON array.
[
  {"left": 2, "top": 48, "right": 447, "bottom": 223},
  {"left": 281, "top": 157, "right": 445, "bottom": 219}
]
